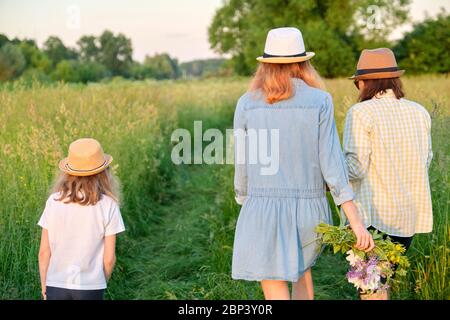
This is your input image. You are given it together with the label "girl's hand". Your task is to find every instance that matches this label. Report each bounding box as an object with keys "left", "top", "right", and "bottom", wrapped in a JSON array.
[
  {"left": 42, "top": 290, "right": 47, "bottom": 300},
  {"left": 350, "top": 221, "right": 375, "bottom": 252}
]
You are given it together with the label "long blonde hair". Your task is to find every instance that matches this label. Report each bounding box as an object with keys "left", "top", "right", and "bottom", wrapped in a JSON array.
[
  {"left": 52, "top": 167, "right": 120, "bottom": 206},
  {"left": 250, "top": 60, "right": 325, "bottom": 104}
]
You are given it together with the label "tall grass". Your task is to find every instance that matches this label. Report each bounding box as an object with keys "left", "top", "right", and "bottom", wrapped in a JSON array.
[
  {"left": 202, "top": 76, "right": 450, "bottom": 300},
  {"left": 0, "top": 76, "right": 448, "bottom": 299},
  {"left": 0, "top": 80, "right": 172, "bottom": 298},
  {"left": 405, "top": 115, "right": 449, "bottom": 300},
  {"left": 0, "top": 78, "right": 246, "bottom": 299}
]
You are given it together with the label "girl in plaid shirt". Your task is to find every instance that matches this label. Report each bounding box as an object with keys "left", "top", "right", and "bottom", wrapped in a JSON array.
[{"left": 343, "top": 48, "right": 433, "bottom": 300}]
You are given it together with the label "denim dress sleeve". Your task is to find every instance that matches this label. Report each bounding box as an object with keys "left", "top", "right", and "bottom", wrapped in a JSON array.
[
  {"left": 319, "top": 94, "right": 354, "bottom": 205},
  {"left": 233, "top": 96, "right": 248, "bottom": 205}
]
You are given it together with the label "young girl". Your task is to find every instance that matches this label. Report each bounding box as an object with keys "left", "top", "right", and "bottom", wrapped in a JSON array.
[
  {"left": 344, "top": 48, "right": 433, "bottom": 299},
  {"left": 38, "top": 138, "right": 125, "bottom": 300},
  {"left": 232, "top": 27, "right": 374, "bottom": 300}
]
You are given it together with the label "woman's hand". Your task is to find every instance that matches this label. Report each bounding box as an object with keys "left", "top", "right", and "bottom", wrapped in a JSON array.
[
  {"left": 349, "top": 220, "right": 375, "bottom": 252},
  {"left": 42, "top": 290, "right": 47, "bottom": 300},
  {"left": 341, "top": 200, "right": 375, "bottom": 252}
]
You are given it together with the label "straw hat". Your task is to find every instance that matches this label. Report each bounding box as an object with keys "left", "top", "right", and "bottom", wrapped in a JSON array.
[
  {"left": 257, "top": 27, "right": 315, "bottom": 64},
  {"left": 349, "top": 48, "right": 405, "bottom": 80},
  {"left": 59, "top": 138, "right": 113, "bottom": 176}
]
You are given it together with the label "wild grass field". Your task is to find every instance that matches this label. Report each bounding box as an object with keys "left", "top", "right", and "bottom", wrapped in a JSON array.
[{"left": 0, "top": 76, "right": 448, "bottom": 300}]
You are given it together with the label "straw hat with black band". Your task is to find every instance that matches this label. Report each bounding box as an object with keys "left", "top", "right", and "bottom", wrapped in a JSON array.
[
  {"left": 257, "top": 27, "right": 315, "bottom": 64},
  {"left": 349, "top": 48, "right": 405, "bottom": 80},
  {"left": 59, "top": 138, "right": 113, "bottom": 177}
]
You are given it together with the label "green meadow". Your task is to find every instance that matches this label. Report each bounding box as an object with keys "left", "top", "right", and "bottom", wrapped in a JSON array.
[{"left": 0, "top": 76, "right": 448, "bottom": 300}]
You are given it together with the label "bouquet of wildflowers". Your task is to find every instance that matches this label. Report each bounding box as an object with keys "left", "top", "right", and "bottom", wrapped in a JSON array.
[{"left": 315, "top": 223, "right": 410, "bottom": 295}]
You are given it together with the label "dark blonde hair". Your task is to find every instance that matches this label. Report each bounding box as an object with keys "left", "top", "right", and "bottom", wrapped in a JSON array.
[
  {"left": 250, "top": 60, "right": 325, "bottom": 104},
  {"left": 52, "top": 167, "right": 120, "bottom": 206}
]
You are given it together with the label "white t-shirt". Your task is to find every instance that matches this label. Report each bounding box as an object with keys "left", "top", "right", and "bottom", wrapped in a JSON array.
[{"left": 38, "top": 192, "right": 125, "bottom": 290}]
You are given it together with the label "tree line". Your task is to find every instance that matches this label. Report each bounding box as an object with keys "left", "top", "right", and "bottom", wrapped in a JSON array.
[
  {"left": 208, "top": 0, "right": 449, "bottom": 77},
  {"left": 0, "top": 30, "right": 226, "bottom": 83},
  {"left": 0, "top": 2, "right": 448, "bottom": 83}
]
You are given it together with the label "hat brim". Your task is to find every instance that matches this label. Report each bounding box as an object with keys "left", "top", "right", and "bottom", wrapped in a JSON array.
[
  {"left": 349, "top": 70, "right": 405, "bottom": 80},
  {"left": 256, "top": 52, "right": 315, "bottom": 64},
  {"left": 59, "top": 154, "right": 113, "bottom": 177}
]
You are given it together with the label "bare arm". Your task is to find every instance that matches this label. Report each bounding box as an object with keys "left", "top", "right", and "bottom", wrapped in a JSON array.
[
  {"left": 103, "top": 235, "right": 117, "bottom": 281},
  {"left": 341, "top": 200, "right": 375, "bottom": 252},
  {"left": 38, "top": 228, "right": 51, "bottom": 300},
  {"left": 318, "top": 97, "right": 374, "bottom": 252}
]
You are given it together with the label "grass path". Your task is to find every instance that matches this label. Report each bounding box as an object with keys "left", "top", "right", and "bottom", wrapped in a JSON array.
[
  {"left": 133, "top": 165, "right": 227, "bottom": 299},
  {"left": 109, "top": 162, "right": 361, "bottom": 300}
]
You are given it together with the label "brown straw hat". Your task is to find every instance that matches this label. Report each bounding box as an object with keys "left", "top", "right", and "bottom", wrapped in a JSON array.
[
  {"left": 349, "top": 48, "right": 405, "bottom": 80},
  {"left": 59, "top": 138, "right": 113, "bottom": 177}
]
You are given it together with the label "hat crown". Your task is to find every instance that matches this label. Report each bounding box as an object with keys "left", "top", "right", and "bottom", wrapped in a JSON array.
[
  {"left": 67, "top": 138, "right": 106, "bottom": 171},
  {"left": 263, "top": 27, "right": 306, "bottom": 56},
  {"left": 357, "top": 48, "right": 398, "bottom": 70}
]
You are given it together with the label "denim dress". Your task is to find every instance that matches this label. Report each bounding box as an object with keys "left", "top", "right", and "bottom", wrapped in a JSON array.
[{"left": 232, "top": 78, "right": 354, "bottom": 282}]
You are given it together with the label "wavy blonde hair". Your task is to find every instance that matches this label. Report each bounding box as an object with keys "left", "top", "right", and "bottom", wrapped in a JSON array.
[
  {"left": 250, "top": 61, "right": 325, "bottom": 104},
  {"left": 52, "top": 167, "right": 120, "bottom": 206}
]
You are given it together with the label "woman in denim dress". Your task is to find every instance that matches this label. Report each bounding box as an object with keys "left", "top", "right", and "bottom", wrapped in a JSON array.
[{"left": 232, "top": 27, "right": 374, "bottom": 300}]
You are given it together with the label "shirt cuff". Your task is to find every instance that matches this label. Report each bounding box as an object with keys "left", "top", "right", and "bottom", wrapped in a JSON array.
[
  {"left": 330, "top": 184, "right": 354, "bottom": 206},
  {"left": 37, "top": 219, "right": 48, "bottom": 230},
  {"left": 105, "top": 226, "right": 126, "bottom": 237},
  {"left": 235, "top": 195, "right": 247, "bottom": 205}
]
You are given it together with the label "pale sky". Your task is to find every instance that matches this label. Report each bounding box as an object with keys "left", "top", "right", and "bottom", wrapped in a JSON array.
[{"left": 0, "top": 0, "right": 448, "bottom": 62}]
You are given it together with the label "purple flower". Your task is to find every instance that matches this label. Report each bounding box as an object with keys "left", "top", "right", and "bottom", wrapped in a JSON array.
[{"left": 345, "top": 251, "right": 387, "bottom": 292}]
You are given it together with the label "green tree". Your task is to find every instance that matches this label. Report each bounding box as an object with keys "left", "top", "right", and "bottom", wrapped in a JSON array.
[
  {"left": 301, "top": 21, "right": 356, "bottom": 78},
  {"left": 19, "top": 41, "right": 52, "bottom": 73},
  {"left": 394, "top": 12, "right": 450, "bottom": 74},
  {"left": 208, "top": 0, "right": 410, "bottom": 77},
  {"left": 351, "top": 0, "right": 410, "bottom": 45},
  {"left": 76, "top": 31, "right": 133, "bottom": 77},
  {"left": 52, "top": 60, "right": 109, "bottom": 83},
  {"left": 77, "top": 61, "right": 109, "bottom": 82},
  {"left": 52, "top": 60, "right": 80, "bottom": 82},
  {"left": 77, "top": 35, "right": 100, "bottom": 61},
  {"left": 0, "top": 34, "right": 9, "bottom": 48},
  {"left": 180, "top": 58, "right": 227, "bottom": 78},
  {"left": 43, "top": 36, "right": 78, "bottom": 66},
  {"left": 0, "top": 43, "right": 26, "bottom": 80},
  {"left": 135, "top": 53, "right": 180, "bottom": 80},
  {"left": 98, "top": 30, "right": 133, "bottom": 76},
  {"left": 20, "top": 68, "right": 51, "bottom": 84},
  {"left": 129, "top": 62, "right": 153, "bottom": 80}
]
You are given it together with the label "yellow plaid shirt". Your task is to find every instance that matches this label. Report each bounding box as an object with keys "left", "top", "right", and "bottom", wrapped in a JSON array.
[{"left": 343, "top": 89, "right": 433, "bottom": 237}]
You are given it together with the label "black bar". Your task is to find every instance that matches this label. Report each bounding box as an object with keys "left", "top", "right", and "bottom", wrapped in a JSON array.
[
  {"left": 262, "top": 51, "right": 306, "bottom": 58},
  {"left": 355, "top": 66, "right": 399, "bottom": 75}
]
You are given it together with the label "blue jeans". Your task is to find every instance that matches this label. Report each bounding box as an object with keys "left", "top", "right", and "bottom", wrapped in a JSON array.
[{"left": 46, "top": 286, "right": 104, "bottom": 300}]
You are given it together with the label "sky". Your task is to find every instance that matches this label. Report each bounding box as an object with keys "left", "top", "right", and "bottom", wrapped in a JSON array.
[{"left": 0, "top": 0, "right": 448, "bottom": 62}]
